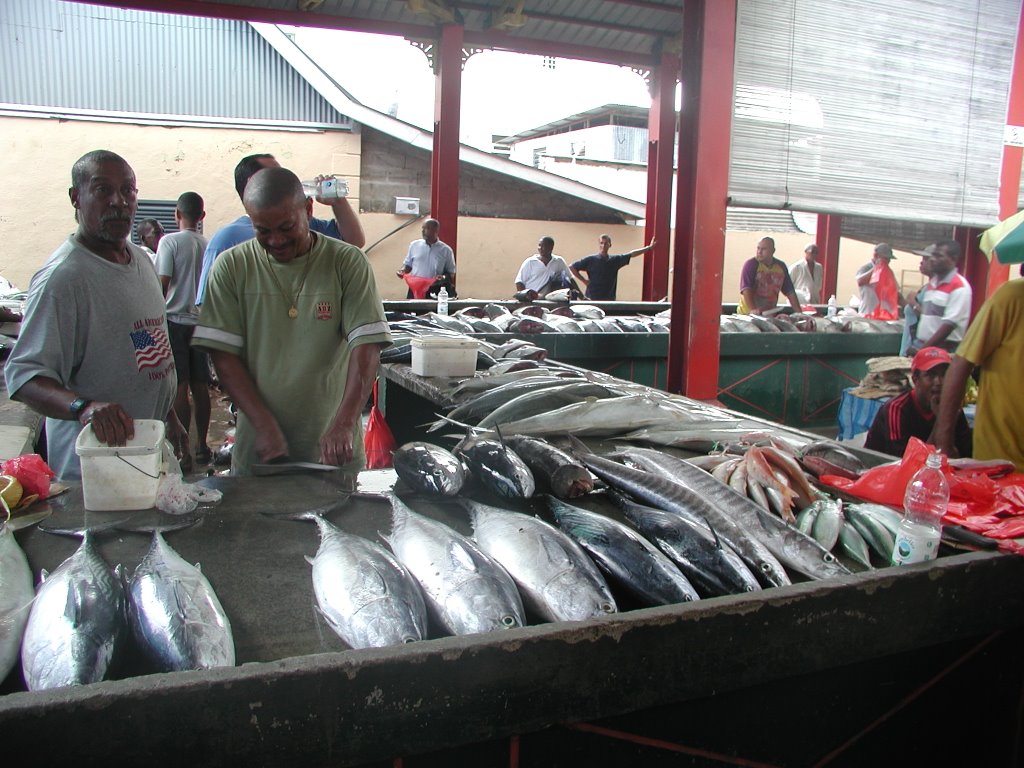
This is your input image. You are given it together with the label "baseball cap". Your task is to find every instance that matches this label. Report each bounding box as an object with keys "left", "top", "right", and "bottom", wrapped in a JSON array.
[
  {"left": 914, "top": 244, "right": 937, "bottom": 258},
  {"left": 874, "top": 243, "right": 895, "bottom": 260},
  {"left": 911, "top": 346, "right": 952, "bottom": 373}
]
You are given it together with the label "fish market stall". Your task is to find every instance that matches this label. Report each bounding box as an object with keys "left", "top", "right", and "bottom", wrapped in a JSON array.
[
  {"left": 2, "top": 472, "right": 1023, "bottom": 767},
  {"left": 385, "top": 302, "right": 902, "bottom": 431}
]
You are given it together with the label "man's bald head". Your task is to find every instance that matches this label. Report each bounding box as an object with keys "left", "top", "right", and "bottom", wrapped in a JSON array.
[{"left": 243, "top": 167, "right": 307, "bottom": 211}]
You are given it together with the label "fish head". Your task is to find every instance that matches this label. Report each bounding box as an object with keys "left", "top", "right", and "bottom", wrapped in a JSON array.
[
  {"left": 543, "top": 571, "right": 617, "bottom": 621},
  {"left": 442, "top": 579, "right": 523, "bottom": 634},
  {"left": 358, "top": 610, "right": 424, "bottom": 646}
]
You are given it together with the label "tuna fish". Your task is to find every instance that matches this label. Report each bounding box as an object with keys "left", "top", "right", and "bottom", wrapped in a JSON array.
[
  {"left": 0, "top": 521, "right": 33, "bottom": 683},
  {"left": 455, "top": 434, "right": 536, "bottom": 498},
  {"left": 466, "top": 499, "right": 617, "bottom": 622},
  {"left": 301, "top": 512, "right": 427, "bottom": 649},
  {"left": 385, "top": 494, "right": 524, "bottom": 635},
  {"left": 392, "top": 442, "right": 467, "bottom": 496},
  {"left": 503, "top": 435, "right": 593, "bottom": 499},
  {"left": 21, "top": 529, "right": 128, "bottom": 690},
  {"left": 547, "top": 496, "right": 700, "bottom": 606},
  {"left": 128, "top": 532, "right": 235, "bottom": 672}
]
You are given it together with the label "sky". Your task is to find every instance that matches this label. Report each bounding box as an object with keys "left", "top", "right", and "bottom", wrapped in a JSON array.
[{"left": 292, "top": 27, "right": 654, "bottom": 150}]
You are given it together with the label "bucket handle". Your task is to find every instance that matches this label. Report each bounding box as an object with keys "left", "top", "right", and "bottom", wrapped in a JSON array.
[{"left": 115, "top": 453, "right": 161, "bottom": 479}]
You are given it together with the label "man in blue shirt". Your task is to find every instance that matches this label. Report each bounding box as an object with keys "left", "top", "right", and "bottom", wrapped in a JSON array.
[
  {"left": 195, "top": 153, "right": 365, "bottom": 304},
  {"left": 569, "top": 234, "right": 655, "bottom": 300}
]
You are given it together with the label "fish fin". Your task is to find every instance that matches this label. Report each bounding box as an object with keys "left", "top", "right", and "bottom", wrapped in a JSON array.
[
  {"left": 304, "top": 555, "right": 315, "bottom": 566},
  {"left": 65, "top": 578, "right": 87, "bottom": 628},
  {"left": 565, "top": 433, "right": 591, "bottom": 457},
  {"left": 447, "top": 540, "right": 479, "bottom": 573}
]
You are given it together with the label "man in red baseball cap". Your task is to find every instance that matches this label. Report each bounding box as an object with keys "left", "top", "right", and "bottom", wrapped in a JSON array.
[{"left": 864, "top": 346, "right": 972, "bottom": 458}]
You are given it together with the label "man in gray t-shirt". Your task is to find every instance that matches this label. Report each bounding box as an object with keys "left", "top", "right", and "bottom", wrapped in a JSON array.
[
  {"left": 156, "top": 191, "right": 213, "bottom": 467},
  {"left": 5, "top": 150, "right": 180, "bottom": 480}
]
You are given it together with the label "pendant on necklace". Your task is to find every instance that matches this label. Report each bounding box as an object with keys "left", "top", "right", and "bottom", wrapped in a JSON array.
[{"left": 288, "top": 306, "right": 298, "bottom": 319}]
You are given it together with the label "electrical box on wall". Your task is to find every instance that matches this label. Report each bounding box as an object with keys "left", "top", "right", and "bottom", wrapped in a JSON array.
[{"left": 395, "top": 197, "right": 420, "bottom": 215}]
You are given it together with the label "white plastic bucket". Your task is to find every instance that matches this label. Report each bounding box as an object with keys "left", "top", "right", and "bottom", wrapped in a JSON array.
[{"left": 75, "top": 419, "right": 165, "bottom": 511}]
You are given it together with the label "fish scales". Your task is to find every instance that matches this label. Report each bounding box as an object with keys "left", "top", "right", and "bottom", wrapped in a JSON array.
[
  {"left": 619, "top": 447, "right": 850, "bottom": 582},
  {"left": 0, "top": 522, "right": 34, "bottom": 683},
  {"left": 577, "top": 450, "right": 791, "bottom": 588},
  {"left": 547, "top": 497, "right": 701, "bottom": 605},
  {"left": 129, "top": 532, "right": 235, "bottom": 672},
  {"left": 20, "top": 531, "right": 128, "bottom": 690},
  {"left": 305, "top": 514, "right": 427, "bottom": 649},
  {"left": 466, "top": 500, "right": 617, "bottom": 623},
  {"left": 385, "top": 494, "right": 524, "bottom": 636}
]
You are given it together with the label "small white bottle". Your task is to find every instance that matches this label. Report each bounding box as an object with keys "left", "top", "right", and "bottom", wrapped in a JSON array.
[
  {"left": 300, "top": 176, "right": 348, "bottom": 200},
  {"left": 827, "top": 295, "right": 838, "bottom": 318},
  {"left": 892, "top": 451, "right": 949, "bottom": 565},
  {"left": 437, "top": 286, "right": 449, "bottom": 316}
]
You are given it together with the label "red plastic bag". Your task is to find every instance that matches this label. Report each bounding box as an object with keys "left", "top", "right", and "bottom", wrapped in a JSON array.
[
  {"left": 1, "top": 453, "right": 56, "bottom": 500},
  {"left": 363, "top": 380, "right": 397, "bottom": 469}
]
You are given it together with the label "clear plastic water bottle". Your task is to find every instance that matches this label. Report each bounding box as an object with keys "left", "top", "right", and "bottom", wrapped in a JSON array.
[
  {"left": 827, "top": 294, "right": 838, "bottom": 318},
  {"left": 300, "top": 176, "right": 348, "bottom": 200},
  {"left": 892, "top": 451, "right": 949, "bottom": 565},
  {"left": 436, "top": 286, "right": 449, "bottom": 316}
]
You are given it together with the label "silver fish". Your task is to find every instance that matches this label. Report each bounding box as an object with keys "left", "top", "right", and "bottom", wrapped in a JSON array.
[
  {"left": 547, "top": 496, "right": 700, "bottom": 606},
  {"left": 385, "top": 494, "right": 524, "bottom": 635},
  {"left": 578, "top": 448, "right": 791, "bottom": 588},
  {"left": 0, "top": 521, "right": 33, "bottom": 683},
  {"left": 617, "top": 447, "right": 849, "bottom": 583},
  {"left": 810, "top": 498, "right": 844, "bottom": 551},
  {"left": 21, "top": 530, "right": 128, "bottom": 690},
  {"left": 466, "top": 499, "right": 617, "bottom": 623},
  {"left": 302, "top": 513, "right": 427, "bottom": 649},
  {"left": 392, "top": 442, "right": 467, "bottom": 496},
  {"left": 128, "top": 532, "right": 235, "bottom": 672},
  {"left": 838, "top": 522, "right": 874, "bottom": 569},
  {"left": 476, "top": 382, "right": 624, "bottom": 430}
]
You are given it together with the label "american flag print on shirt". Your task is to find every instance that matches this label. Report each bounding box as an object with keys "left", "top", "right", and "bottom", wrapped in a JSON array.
[{"left": 130, "top": 327, "right": 172, "bottom": 371}]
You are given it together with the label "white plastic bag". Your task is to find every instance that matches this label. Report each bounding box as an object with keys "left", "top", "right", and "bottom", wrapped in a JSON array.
[{"left": 156, "top": 440, "right": 222, "bottom": 515}]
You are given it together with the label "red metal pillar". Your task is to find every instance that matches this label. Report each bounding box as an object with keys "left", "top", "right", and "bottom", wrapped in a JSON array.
[
  {"left": 816, "top": 213, "right": 842, "bottom": 303},
  {"left": 953, "top": 226, "right": 988, "bottom": 318},
  {"left": 988, "top": 3, "right": 1024, "bottom": 297},
  {"left": 431, "top": 24, "right": 463, "bottom": 258},
  {"left": 643, "top": 52, "right": 680, "bottom": 301},
  {"left": 666, "top": 0, "right": 736, "bottom": 398}
]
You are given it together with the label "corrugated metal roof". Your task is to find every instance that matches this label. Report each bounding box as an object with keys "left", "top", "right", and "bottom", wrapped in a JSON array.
[
  {"left": 61, "top": 0, "right": 685, "bottom": 69},
  {"left": 0, "top": 0, "right": 352, "bottom": 127}
]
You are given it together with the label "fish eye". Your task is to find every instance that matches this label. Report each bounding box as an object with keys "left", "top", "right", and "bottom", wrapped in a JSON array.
[
  {"left": 600, "top": 602, "right": 615, "bottom": 613},
  {"left": 402, "top": 636, "right": 417, "bottom": 644},
  {"left": 760, "top": 562, "right": 771, "bottom": 572},
  {"left": 823, "top": 553, "right": 836, "bottom": 563},
  {"left": 501, "top": 615, "right": 518, "bottom": 627}
]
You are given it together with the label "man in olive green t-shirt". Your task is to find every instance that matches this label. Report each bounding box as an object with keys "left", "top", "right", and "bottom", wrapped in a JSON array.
[{"left": 193, "top": 167, "right": 391, "bottom": 476}]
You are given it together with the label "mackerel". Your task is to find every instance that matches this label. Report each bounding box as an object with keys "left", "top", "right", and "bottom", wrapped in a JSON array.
[
  {"left": 617, "top": 447, "right": 850, "bottom": 582},
  {"left": 575, "top": 448, "right": 791, "bottom": 588},
  {"left": 547, "top": 496, "right": 699, "bottom": 605}
]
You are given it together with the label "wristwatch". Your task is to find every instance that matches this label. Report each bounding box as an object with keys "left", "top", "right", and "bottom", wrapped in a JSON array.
[{"left": 69, "top": 397, "right": 91, "bottom": 419}]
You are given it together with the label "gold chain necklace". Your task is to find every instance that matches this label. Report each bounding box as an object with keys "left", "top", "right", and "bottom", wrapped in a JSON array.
[{"left": 265, "top": 239, "right": 317, "bottom": 319}]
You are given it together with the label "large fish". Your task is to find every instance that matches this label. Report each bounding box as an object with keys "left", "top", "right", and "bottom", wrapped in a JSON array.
[
  {"left": 547, "top": 496, "right": 700, "bottom": 606},
  {"left": 301, "top": 512, "right": 427, "bottom": 649},
  {"left": 444, "top": 376, "right": 579, "bottom": 424},
  {"left": 503, "top": 435, "right": 593, "bottom": 499},
  {"left": 606, "top": 490, "right": 761, "bottom": 597},
  {"left": 21, "top": 529, "right": 128, "bottom": 691},
  {"left": 618, "top": 447, "right": 850, "bottom": 582},
  {"left": 0, "top": 521, "right": 33, "bottom": 683},
  {"left": 483, "top": 394, "right": 715, "bottom": 438},
  {"left": 384, "top": 494, "right": 524, "bottom": 635},
  {"left": 573, "top": 444, "right": 792, "bottom": 588},
  {"left": 455, "top": 434, "right": 536, "bottom": 498},
  {"left": 392, "top": 441, "right": 467, "bottom": 496},
  {"left": 465, "top": 499, "right": 617, "bottom": 623},
  {"left": 476, "top": 382, "right": 626, "bottom": 430},
  {"left": 128, "top": 532, "right": 235, "bottom": 672}
]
